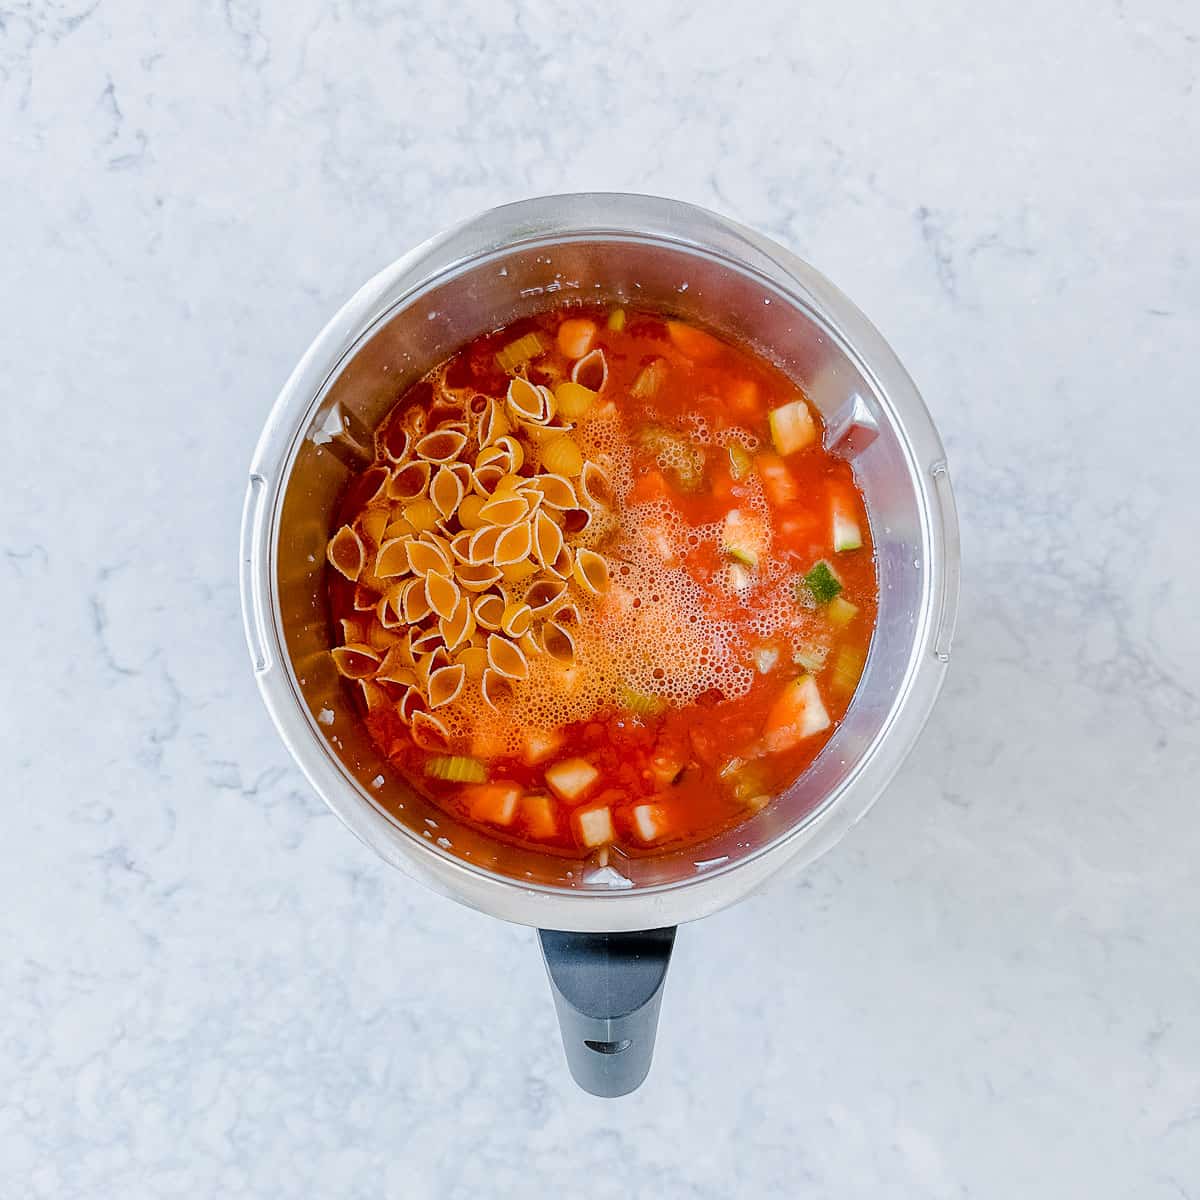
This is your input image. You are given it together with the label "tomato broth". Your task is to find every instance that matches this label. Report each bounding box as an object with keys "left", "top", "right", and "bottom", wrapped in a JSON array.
[{"left": 325, "top": 306, "right": 876, "bottom": 861}]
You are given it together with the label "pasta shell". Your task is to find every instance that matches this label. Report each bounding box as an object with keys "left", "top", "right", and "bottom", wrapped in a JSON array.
[
  {"left": 402, "top": 499, "right": 440, "bottom": 532},
  {"left": 499, "top": 558, "right": 538, "bottom": 584},
  {"left": 430, "top": 465, "right": 465, "bottom": 521},
  {"left": 573, "top": 548, "right": 610, "bottom": 595},
  {"left": 428, "top": 664, "right": 466, "bottom": 709},
  {"left": 388, "top": 460, "right": 431, "bottom": 501},
  {"left": 380, "top": 421, "right": 411, "bottom": 465},
  {"left": 468, "top": 525, "right": 504, "bottom": 565},
  {"left": 400, "top": 405, "right": 426, "bottom": 436},
  {"left": 405, "top": 539, "right": 450, "bottom": 576},
  {"left": 552, "top": 601, "right": 579, "bottom": 626},
  {"left": 339, "top": 616, "right": 366, "bottom": 644},
  {"left": 440, "top": 596, "right": 476, "bottom": 650},
  {"left": 478, "top": 494, "right": 529, "bottom": 527},
  {"left": 481, "top": 669, "right": 514, "bottom": 710},
  {"left": 358, "top": 507, "right": 389, "bottom": 547},
  {"left": 366, "top": 624, "right": 404, "bottom": 655},
  {"left": 411, "top": 711, "right": 451, "bottom": 753},
  {"left": 352, "top": 582, "right": 379, "bottom": 612},
  {"left": 571, "top": 347, "right": 608, "bottom": 392},
  {"left": 507, "top": 376, "right": 548, "bottom": 423},
  {"left": 455, "top": 562, "right": 502, "bottom": 592},
  {"left": 532, "top": 511, "right": 564, "bottom": 570},
  {"left": 410, "top": 627, "right": 446, "bottom": 656},
  {"left": 383, "top": 517, "right": 416, "bottom": 541},
  {"left": 377, "top": 641, "right": 416, "bottom": 683},
  {"left": 486, "top": 633, "right": 529, "bottom": 681},
  {"left": 492, "top": 521, "right": 533, "bottom": 567},
  {"left": 525, "top": 579, "right": 566, "bottom": 614},
  {"left": 474, "top": 593, "right": 505, "bottom": 631},
  {"left": 540, "top": 434, "right": 583, "bottom": 477},
  {"left": 547, "top": 543, "right": 574, "bottom": 579},
  {"left": 330, "top": 643, "right": 381, "bottom": 679},
  {"left": 529, "top": 473, "right": 577, "bottom": 510},
  {"left": 448, "top": 530, "right": 475, "bottom": 564},
  {"left": 446, "top": 460, "right": 473, "bottom": 489},
  {"left": 375, "top": 537, "right": 413, "bottom": 578},
  {"left": 518, "top": 630, "right": 541, "bottom": 660},
  {"left": 401, "top": 576, "right": 433, "bottom": 623},
  {"left": 475, "top": 444, "right": 510, "bottom": 472},
  {"left": 358, "top": 679, "right": 391, "bottom": 713},
  {"left": 478, "top": 398, "right": 510, "bottom": 446},
  {"left": 399, "top": 685, "right": 427, "bottom": 725},
  {"left": 472, "top": 464, "right": 506, "bottom": 495},
  {"left": 457, "top": 493, "right": 486, "bottom": 530},
  {"left": 541, "top": 621, "right": 576, "bottom": 665},
  {"left": 414, "top": 647, "right": 451, "bottom": 692},
  {"left": 359, "top": 467, "right": 391, "bottom": 505},
  {"left": 415, "top": 428, "right": 468, "bottom": 463},
  {"left": 579, "top": 461, "right": 614, "bottom": 508},
  {"left": 458, "top": 646, "right": 489, "bottom": 678},
  {"left": 560, "top": 507, "right": 592, "bottom": 534},
  {"left": 327, "top": 524, "right": 365, "bottom": 581},
  {"left": 500, "top": 601, "right": 533, "bottom": 639},
  {"left": 425, "top": 570, "right": 461, "bottom": 621},
  {"left": 493, "top": 435, "right": 525, "bottom": 472}
]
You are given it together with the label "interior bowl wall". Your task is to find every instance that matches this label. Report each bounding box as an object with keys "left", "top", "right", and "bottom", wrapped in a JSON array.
[{"left": 273, "top": 236, "right": 927, "bottom": 890}]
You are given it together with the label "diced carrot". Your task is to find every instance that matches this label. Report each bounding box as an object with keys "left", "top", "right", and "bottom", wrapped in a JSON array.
[
  {"left": 630, "top": 469, "right": 670, "bottom": 506},
  {"left": 666, "top": 320, "right": 723, "bottom": 362},
  {"left": 726, "top": 378, "right": 761, "bottom": 418},
  {"left": 756, "top": 453, "right": 799, "bottom": 506},
  {"left": 557, "top": 318, "right": 597, "bottom": 360},
  {"left": 463, "top": 783, "right": 521, "bottom": 826},
  {"left": 521, "top": 793, "right": 558, "bottom": 839}
]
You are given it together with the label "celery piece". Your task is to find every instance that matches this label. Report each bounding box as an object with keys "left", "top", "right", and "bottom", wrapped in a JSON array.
[
  {"left": 425, "top": 755, "right": 488, "bottom": 783},
  {"left": 495, "top": 331, "right": 545, "bottom": 374},
  {"left": 620, "top": 686, "right": 667, "bottom": 718},
  {"left": 727, "top": 443, "right": 753, "bottom": 481},
  {"left": 607, "top": 307, "right": 626, "bottom": 332}
]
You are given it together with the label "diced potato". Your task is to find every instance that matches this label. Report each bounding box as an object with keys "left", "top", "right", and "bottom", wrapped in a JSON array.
[
  {"left": 768, "top": 400, "right": 817, "bottom": 456},
  {"left": 631, "top": 803, "right": 669, "bottom": 843},
  {"left": 545, "top": 756, "right": 600, "bottom": 803},
  {"left": 463, "top": 783, "right": 521, "bottom": 826},
  {"left": 523, "top": 728, "right": 565, "bottom": 766},
  {"left": 557, "top": 318, "right": 597, "bottom": 359},
  {"left": 763, "top": 675, "right": 831, "bottom": 753},
  {"left": 575, "top": 805, "right": 615, "bottom": 848},
  {"left": 521, "top": 793, "right": 558, "bottom": 839}
]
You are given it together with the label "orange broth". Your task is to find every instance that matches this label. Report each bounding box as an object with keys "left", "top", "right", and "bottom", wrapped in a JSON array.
[{"left": 325, "top": 306, "right": 876, "bottom": 860}]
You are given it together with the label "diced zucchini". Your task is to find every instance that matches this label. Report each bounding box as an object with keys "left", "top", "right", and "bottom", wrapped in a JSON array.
[
  {"left": 522, "top": 729, "right": 565, "bottom": 766},
  {"left": 763, "top": 675, "right": 831, "bottom": 753},
  {"left": 826, "top": 596, "right": 859, "bottom": 627},
  {"left": 463, "top": 782, "right": 521, "bottom": 825},
  {"left": 631, "top": 803, "right": 669, "bottom": 842},
  {"left": 521, "top": 792, "right": 558, "bottom": 839},
  {"left": 425, "top": 755, "right": 488, "bottom": 783},
  {"left": 803, "top": 560, "right": 843, "bottom": 605},
  {"left": 545, "top": 757, "right": 600, "bottom": 803},
  {"left": 727, "top": 443, "right": 753, "bottom": 481},
  {"left": 575, "top": 805, "right": 614, "bottom": 848},
  {"left": 621, "top": 687, "right": 667, "bottom": 718},
  {"left": 832, "top": 501, "right": 863, "bottom": 552},
  {"left": 767, "top": 399, "right": 817, "bottom": 456},
  {"left": 722, "top": 509, "right": 765, "bottom": 569}
]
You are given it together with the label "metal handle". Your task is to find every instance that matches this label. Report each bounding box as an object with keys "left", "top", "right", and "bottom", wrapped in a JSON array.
[{"left": 538, "top": 926, "right": 676, "bottom": 1098}]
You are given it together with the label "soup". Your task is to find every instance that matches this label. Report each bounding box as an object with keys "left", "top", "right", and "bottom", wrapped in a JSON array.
[{"left": 324, "top": 306, "right": 876, "bottom": 860}]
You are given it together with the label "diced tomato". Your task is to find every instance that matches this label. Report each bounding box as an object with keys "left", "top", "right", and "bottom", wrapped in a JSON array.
[{"left": 630, "top": 469, "right": 671, "bottom": 506}]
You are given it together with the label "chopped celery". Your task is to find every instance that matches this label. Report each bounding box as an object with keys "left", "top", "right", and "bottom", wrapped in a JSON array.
[
  {"left": 802, "top": 560, "right": 843, "bottom": 605},
  {"left": 722, "top": 509, "right": 764, "bottom": 568},
  {"left": 425, "top": 755, "right": 488, "bottom": 783},
  {"left": 767, "top": 399, "right": 817, "bottom": 455},
  {"left": 727, "top": 562, "right": 754, "bottom": 592},
  {"left": 793, "top": 644, "right": 829, "bottom": 672},
  {"left": 826, "top": 596, "right": 859, "bottom": 627},
  {"left": 832, "top": 502, "right": 863, "bottom": 551},
  {"left": 607, "top": 307, "right": 626, "bottom": 331},
  {"left": 831, "top": 645, "right": 866, "bottom": 694},
  {"left": 727, "top": 443, "right": 753, "bottom": 480},
  {"left": 631, "top": 358, "right": 668, "bottom": 399},
  {"left": 621, "top": 686, "right": 667, "bottom": 718},
  {"left": 494, "top": 331, "right": 545, "bottom": 373}
]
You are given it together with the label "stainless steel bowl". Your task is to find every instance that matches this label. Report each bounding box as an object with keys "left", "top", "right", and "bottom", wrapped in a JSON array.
[{"left": 239, "top": 193, "right": 959, "bottom": 1092}]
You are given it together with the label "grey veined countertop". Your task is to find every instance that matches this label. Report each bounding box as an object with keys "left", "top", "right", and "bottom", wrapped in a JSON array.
[{"left": 2, "top": 1, "right": 1197, "bottom": 1197}]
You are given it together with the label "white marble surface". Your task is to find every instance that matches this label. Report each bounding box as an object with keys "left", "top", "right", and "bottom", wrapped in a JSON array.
[{"left": 3, "top": 1, "right": 1198, "bottom": 1195}]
